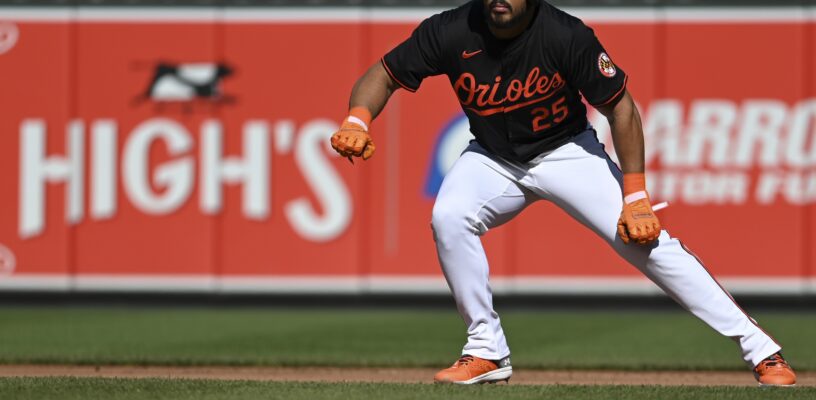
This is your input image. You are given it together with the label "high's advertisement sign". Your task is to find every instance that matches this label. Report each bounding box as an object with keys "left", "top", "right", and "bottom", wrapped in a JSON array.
[{"left": 0, "top": 6, "right": 814, "bottom": 294}]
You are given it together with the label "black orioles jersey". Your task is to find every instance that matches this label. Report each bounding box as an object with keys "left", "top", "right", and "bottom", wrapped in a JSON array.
[{"left": 382, "top": 1, "right": 627, "bottom": 163}]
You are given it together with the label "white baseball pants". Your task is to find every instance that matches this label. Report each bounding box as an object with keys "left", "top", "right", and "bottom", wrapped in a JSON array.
[{"left": 431, "top": 128, "right": 781, "bottom": 368}]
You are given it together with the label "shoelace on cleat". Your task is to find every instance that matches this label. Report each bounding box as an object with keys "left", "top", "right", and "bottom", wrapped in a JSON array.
[
  {"left": 759, "top": 354, "right": 788, "bottom": 369},
  {"left": 455, "top": 355, "right": 475, "bottom": 366}
]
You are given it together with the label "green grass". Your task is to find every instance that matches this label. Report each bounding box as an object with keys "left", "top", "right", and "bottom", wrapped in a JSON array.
[
  {"left": 0, "top": 307, "right": 813, "bottom": 371},
  {"left": 0, "top": 378, "right": 812, "bottom": 400}
]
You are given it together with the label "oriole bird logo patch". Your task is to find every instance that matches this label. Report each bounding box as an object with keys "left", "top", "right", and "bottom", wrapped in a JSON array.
[{"left": 598, "top": 52, "right": 617, "bottom": 78}]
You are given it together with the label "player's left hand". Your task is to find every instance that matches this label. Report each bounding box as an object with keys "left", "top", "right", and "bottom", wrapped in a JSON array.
[
  {"left": 617, "top": 196, "right": 661, "bottom": 245},
  {"left": 330, "top": 121, "right": 376, "bottom": 160}
]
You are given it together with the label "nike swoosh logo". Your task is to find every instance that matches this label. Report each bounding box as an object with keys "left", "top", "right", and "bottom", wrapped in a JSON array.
[{"left": 462, "top": 50, "right": 483, "bottom": 59}]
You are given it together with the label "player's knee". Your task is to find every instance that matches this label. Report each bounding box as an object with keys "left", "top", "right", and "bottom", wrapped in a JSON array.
[
  {"left": 431, "top": 203, "right": 456, "bottom": 231},
  {"left": 431, "top": 202, "right": 467, "bottom": 239},
  {"left": 432, "top": 201, "right": 487, "bottom": 244}
]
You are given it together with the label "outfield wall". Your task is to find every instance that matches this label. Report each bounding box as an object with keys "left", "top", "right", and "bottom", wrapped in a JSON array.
[{"left": 0, "top": 2, "right": 815, "bottom": 295}]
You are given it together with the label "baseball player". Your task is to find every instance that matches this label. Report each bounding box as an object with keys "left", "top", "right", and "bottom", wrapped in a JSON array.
[{"left": 330, "top": 0, "right": 796, "bottom": 386}]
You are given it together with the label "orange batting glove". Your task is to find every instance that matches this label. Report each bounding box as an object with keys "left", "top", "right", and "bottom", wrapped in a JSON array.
[
  {"left": 617, "top": 173, "right": 662, "bottom": 245},
  {"left": 331, "top": 106, "right": 376, "bottom": 161}
]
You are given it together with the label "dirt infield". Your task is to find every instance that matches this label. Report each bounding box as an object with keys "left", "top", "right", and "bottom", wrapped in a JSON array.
[{"left": 0, "top": 365, "right": 813, "bottom": 387}]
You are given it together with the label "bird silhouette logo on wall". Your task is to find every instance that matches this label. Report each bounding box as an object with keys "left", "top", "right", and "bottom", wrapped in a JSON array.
[{"left": 133, "top": 62, "right": 236, "bottom": 113}]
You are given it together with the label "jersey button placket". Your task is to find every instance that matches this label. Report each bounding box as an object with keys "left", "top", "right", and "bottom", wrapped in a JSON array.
[{"left": 499, "top": 59, "right": 512, "bottom": 142}]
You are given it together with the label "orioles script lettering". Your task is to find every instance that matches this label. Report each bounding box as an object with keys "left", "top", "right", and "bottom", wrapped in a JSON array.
[{"left": 453, "top": 67, "right": 565, "bottom": 116}]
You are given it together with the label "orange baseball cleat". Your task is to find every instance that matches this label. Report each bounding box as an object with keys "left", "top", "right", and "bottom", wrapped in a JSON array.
[
  {"left": 753, "top": 353, "right": 796, "bottom": 387},
  {"left": 433, "top": 354, "right": 512, "bottom": 384}
]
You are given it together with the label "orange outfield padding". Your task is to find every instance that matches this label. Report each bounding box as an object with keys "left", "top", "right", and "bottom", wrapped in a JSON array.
[{"left": 0, "top": 9, "right": 813, "bottom": 292}]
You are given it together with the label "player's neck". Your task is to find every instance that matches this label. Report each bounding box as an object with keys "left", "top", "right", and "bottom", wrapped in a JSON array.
[{"left": 487, "top": 8, "right": 536, "bottom": 40}]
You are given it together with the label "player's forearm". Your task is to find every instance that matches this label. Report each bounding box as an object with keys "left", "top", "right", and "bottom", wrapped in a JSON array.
[
  {"left": 348, "top": 62, "right": 400, "bottom": 120},
  {"left": 604, "top": 91, "right": 645, "bottom": 175},
  {"left": 330, "top": 62, "right": 397, "bottom": 161}
]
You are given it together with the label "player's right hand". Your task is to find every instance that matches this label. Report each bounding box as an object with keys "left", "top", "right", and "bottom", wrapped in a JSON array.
[{"left": 331, "top": 121, "right": 376, "bottom": 160}]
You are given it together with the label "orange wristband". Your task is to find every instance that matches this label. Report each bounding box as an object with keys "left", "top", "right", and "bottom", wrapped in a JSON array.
[
  {"left": 346, "top": 106, "right": 372, "bottom": 131},
  {"left": 623, "top": 173, "right": 646, "bottom": 197}
]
